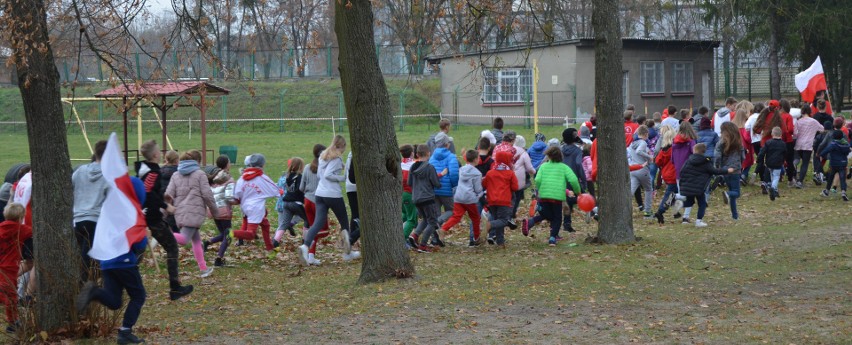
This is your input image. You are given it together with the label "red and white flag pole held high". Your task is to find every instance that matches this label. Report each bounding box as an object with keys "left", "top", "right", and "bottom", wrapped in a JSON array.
[
  {"left": 89, "top": 133, "right": 148, "bottom": 261},
  {"left": 794, "top": 56, "right": 828, "bottom": 103}
]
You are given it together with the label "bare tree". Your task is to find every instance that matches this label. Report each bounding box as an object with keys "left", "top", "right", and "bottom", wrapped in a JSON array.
[
  {"left": 374, "top": 0, "right": 447, "bottom": 74},
  {"left": 282, "top": 0, "right": 326, "bottom": 77},
  {"left": 1, "top": 0, "right": 80, "bottom": 332},
  {"left": 592, "top": 0, "right": 635, "bottom": 244},
  {"left": 335, "top": 0, "right": 415, "bottom": 283}
]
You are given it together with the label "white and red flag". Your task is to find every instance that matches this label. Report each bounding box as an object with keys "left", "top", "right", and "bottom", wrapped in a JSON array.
[
  {"left": 89, "top": 133, "right": 147, "bottom": 261},
  {"left": 794, "top": 56, "right": 827, "bottom": 103}
]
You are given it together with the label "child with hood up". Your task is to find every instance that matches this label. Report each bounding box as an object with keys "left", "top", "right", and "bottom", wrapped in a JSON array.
[
  {"left": 233, "top": 154, "right": 282, "bottom": 251},
  {"left": 528, "top": 133, "right": 548, "bottom": 169},
  {"left": 482, "top": 150, "right": 519, "bottom": 246}
]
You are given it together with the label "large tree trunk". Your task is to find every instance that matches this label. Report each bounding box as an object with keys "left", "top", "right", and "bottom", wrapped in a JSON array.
[
  {"left": 592, "top": 0, "right": 635, "bottom": 244},
  {"left": 768, "top": 3, "right": 781, "bottom": 100},
  {"left": 335, "top": 0, "right": 415, "bottom": 283},
  {"left": 5, "top": 0, "right": 81, "bottom": 331}
]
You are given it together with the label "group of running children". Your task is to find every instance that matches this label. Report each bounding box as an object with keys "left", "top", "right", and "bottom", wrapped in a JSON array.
[{"left": 0, "top": 91, "right": 846, "bottom": 344}]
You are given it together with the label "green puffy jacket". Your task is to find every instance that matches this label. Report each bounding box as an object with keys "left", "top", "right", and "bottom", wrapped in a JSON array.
[{"left": 535, "top": 161, "right": 581, "bottom": 201}]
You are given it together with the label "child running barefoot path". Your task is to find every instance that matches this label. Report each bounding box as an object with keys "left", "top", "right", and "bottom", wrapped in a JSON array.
[
  {"left": 523, "top": 146, "right": 581, "bottom": 246},
  {"left": 166, "top": 151, "right": 219, "bottom": 278}
]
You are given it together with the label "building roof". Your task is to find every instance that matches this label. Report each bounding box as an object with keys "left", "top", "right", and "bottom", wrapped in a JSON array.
[
  {"left": 94, "top": 81, "right": 230, "bottom": 98},
  {"left": 427, "top": 38, "right": 720, "bottom": 61}
]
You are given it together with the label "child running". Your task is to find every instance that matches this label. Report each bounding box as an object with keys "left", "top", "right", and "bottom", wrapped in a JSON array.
[
  {"left": 274, "top": 158, "right": 308, "bottom": 247},
  {"left": 0, "top": 203, "right": 31, "bottom": 333},
  {"left": 756, "top": 127, "right": 786, "bottom": 200},
  {"left": 205, "top": 155, "right": 235, "bottom": 267},
  {"left": 653, "top": 127, "right": 678, "bottom": 223},
  {"left": 819, "top": 130, "right": 850, "bottom": 201},
  {"left": 628, "top": 125, "right": 654, "bottom": 218},
  {"left": 522, "top": 146, "right": 581, "bottom": 246},
  {"left": 299, "top": 144, "right": 329, "bottom": 265},
  {"left": 400, "top": 145, "right": 418, "bottom": 241},
  {"left": 677, "top": 143, "right": 735, "bottom": 227},
  {"left": 483, "top": 151, "right": 519, "bottom": 247},
  {"left": 166, "top": 151, "right": 218, "bottom": 278},
  {"left": 407, "top": 145, "right": 445, "bottom": 252},
  {"left": 715, "top": 122, "right": 745, "bottom": 220},
  {"left": 233, "top": 154, "right": 282, "bottom": 251},
  {"left": 440, "top": 150, "right": 484, "bottom": 246}
]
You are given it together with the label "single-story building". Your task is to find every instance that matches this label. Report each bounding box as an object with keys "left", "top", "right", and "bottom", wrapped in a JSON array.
[{"left": 427, "top": 38, "right": 720, "bottom": 125}]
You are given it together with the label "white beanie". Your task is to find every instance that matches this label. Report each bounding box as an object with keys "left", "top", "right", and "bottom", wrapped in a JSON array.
[{"left": 480, "top": 130, "right": 496, "bottom": 145}]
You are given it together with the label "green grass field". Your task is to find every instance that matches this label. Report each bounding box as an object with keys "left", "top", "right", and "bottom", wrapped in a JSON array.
[{"left": 1, "top": 128, "right": 850, "bottom": 344}]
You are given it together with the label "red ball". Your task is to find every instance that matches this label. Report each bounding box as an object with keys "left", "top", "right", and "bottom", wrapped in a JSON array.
[{"left": 577, "top": 193, "right": 596, "bottom": 212}]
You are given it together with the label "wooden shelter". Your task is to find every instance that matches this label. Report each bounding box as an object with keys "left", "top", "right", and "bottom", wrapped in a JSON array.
[{"left": 94, "top": 81, "right": 230, "bottom": 165}]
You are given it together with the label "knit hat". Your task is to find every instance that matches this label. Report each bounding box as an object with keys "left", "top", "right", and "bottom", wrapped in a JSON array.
[
  {"left": 534, "top": 133, "right": 546, "bottom": 142},
  {"left": 562, "top": 128, "right": 579, "bottom": 143},
  {"left": 700, "top": 117, "right": 712, "bottom": 130},
  {"left": 480, "top": 130, "right": 496, "bottom": 145},
  {"left": 434, "top": 132, "right": 451, "bottom": 147},
  {"left": 579, "top": 125, "right": 591, "bottom": 140},
  {"left": 247, "top": 153, "right": 266, "bottom": 168},
  {"left": 515, "top": 135, "right": 526, "bottom": 149},
  {"left": 502, "top": 130, "right": 517, "bottom": 142},
  {"left": 547, "top": 138, "right": 560, "bottom": 147}
]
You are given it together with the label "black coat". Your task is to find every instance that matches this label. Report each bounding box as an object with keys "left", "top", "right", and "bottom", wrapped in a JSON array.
[
  {"left": 757, "top": 138, "right": 786, "bottom": 169},
  {"left": 678, "top": 154, "right": 729, "bottom": 197}
]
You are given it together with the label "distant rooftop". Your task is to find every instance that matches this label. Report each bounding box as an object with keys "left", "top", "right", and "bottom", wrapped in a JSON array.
[{"left": 94, "top": 81, "right": 230, "bottom": 98}]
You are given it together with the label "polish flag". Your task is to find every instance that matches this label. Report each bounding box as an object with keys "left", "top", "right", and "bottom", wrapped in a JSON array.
[
  {"left": 89, "top": 133, "right": 147, "bottom": 261},
  {"left": 13, "top": 172, "right": 32, "bottom": 225},
  {"left": 794, "top": 56, "right": 827, "bottom": 103}
]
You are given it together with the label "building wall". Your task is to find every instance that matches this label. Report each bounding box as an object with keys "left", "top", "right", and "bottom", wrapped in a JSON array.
[
  {"left": 438, "top": 45, "right": 577, "bottom": 125},
  {"left": 439, "top": 41, "right": 716, "bottom": 126}
]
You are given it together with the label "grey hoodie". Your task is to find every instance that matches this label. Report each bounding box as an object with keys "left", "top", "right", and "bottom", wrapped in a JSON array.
[
  {"left": 408, "top": 161, "right": 441, "bottom": 204},
  {"left": 72, "top": 162, "right": 110, "bottom": 223},
  {"left": 299, "top": 165, "right": 320, "bottom": 202},
  {"left": 628, "top": 139, "right": 653, "bottom": 166},
  {"left": 453, "top": 164, "right": 483, "bottom": 204}
]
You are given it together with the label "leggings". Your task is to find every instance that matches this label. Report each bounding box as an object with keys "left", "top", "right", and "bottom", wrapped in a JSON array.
[
  {"left": 303, "top": 196, "right": 349, "bottom": 247},
  {"left": 147, "top": 219, "right": 183, "bottom": 291},
  {"left": 209, "top": 219, "right": 231, "bottom": 258},
  {"left": 173, "top": 227, "right": 207, "bottom": 271},
  {"left": 275, "top": 201, "right": 308, "bottom": 242},
  {"left": 346, "top": 192, "right": 360, "bottom": 245},
  {"left": 784, "top": 141, "right": 797, "bottom": 181},
  {"left": 304, "top": 198, "right": 328, "bottom": 254}
]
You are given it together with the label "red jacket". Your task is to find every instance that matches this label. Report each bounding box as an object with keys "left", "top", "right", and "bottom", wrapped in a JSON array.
[
  {"left": 654, "top": 146, "right": 677, "bottom": 185},
  {"left": 483, "top": 151, "right": 518, "bottom": 207},
  {"left": 0, "top": 221, "right": 32, "bottom": 269},
  {"left": 781, "top": 113, "right": 795, "bottom": 143},
  {"left": 624, "top": 121, "right": 639, "bottom": 145},
  {"left": 590, "top": 139, "right": 648, "bottom": 183}
]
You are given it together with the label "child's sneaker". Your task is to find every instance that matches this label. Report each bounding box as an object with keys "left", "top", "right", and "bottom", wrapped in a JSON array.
[
  {"left": 406, "top": 234, "right": 418, "bottom": 249},
  {"left": 584, "top": 211, "right": 591, "bottom": 224},
  {"left": 831, "top": 188, "right": 837, "bottom": 194},
  {"left": 695, "top": 219, "right": 708, "bottom": 228},
  {"left": 431, "top": 232, "right": 445, "bottom": 247},
  {"left": 654, "top": 212, "right": 664, "bottom": 224},
  {"left": 843, "top": 192, "right": 849, "bottom": 202},
  {"left": 342, "top": 251, "right": 361, "bottom": 262},
  {"left": 416, "top": 245, "right": 433, "bottom": 253},
  {"left": 214, "top": 257, "right": 226, "bottom": 267},
  {"left": 202, "top": 240, "right": 211, "bottom": 252},
  {"left": 486, "top": 236, "right": 495, "bottom": 245},
  {"left": 308, "top": 256, "right": 322, "bottom": 266},
  {"left": 76, "top": 281, "right": 97, "bottom": 314},
  {"left": 521, "top": 219, "right": 530, "bottom": 236},
  {"left": 297, "top": 244, "right": 309, "bottom": 266},
  {"left": 507, "top": 219, "right": 518, "bottom": 230},
  {"left": 169, "top": 285, "right": 194, "bottom": 301},
  {"left": 468, "top": 240, "right": 479, "bottom": 247},
  {"left": 117, "top": 329, "right": 144, "bottom": 345},
  {"left": 643, "top": 212, "right": 653, "bottom": 220},
  {"left": 272, "top": 239, "right": 281, "bottom": 249},
  {"left": 722, "top": 191, "right": 730, "bottom": 205},
  {"left": 199, "top": 267, "right": 214, "bottom": 278},
  {"left": 821, "top": 189, "right": 830, "bottom": 197},
  {"left": 548, "top": 237, "right": 557, "bottom": 247},
  {"left": 671, "top": 200, "right": 683, "bottom": 218},
  {"left": 681, "top": 218, "right": 691, "bottom": 224},
  {"left": 795, "top": 181, "right": 804, "bottom": 189},
  {"left": 760, "top": 182, "right": 768, "bottom": 195}
]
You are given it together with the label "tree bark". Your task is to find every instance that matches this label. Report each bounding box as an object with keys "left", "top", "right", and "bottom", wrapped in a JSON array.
[
  {"left": 335, "top": 0, "right": 415, "bottom": 283},
  {"left": 4, "top": 0, "right": 80, "bottom": 331},
  {"left": 592, "top": 0, "right": 635, "bottom": 244},
  {"left": 767, "top": 2, "right": 781, "bottom": 100}
]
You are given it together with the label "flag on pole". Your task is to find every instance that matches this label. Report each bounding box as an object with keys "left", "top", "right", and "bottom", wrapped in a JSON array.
[
  {"left": 89, "top": 133, "right": 147, "bottom": 261},
  {"left": 794, "top": 56, "right": 827, "bottom": 103}
]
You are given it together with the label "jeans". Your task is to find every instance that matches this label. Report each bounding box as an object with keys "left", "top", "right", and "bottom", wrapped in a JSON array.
[
  {"left": 770, "top": 168, "right": 783, "bottom": 191},
  {"left": 725, "top": 174, "right": 741, "bottom": 219},
  {"left": 531, "top": 200, "right": 561, "bottom": 239},
  {"left": 656, "top": 184, "right": 678, "bottom": 214},
  {"left": 434, "top": 195, "right": 454, "bottom": 225},
  {"left": 683, "top": 194, "right": 707, "bottom": 220},
  {"left": 511, "top": 188, "right": 526, "bottom": 218},
  {"left": 825, "top": 166, "right": 847, "bottom": 191},
  {"left": 413, "top": 200, "right": 440, "bottom": 246},
  {"left": 94, "top": 267, "right": 146, "bottom": 329},
  {"left": 796, "top": 150, "right": 812, "bottom": 183},
  {"left": 741, "top": 165, "right": 751, "bottom": 183},
  {"left": 488, "top": 205, "right": 511, "bottom": 245},
  {"left": 303, "top": 196, "right": 349, "bottom": 247}
]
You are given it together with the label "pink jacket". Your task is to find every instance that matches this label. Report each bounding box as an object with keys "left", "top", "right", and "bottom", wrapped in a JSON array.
[
  {"left": 793, "top": 116, "right": 823, "bottom": 151},
  {"left": 166, "top": 167, "right": 218, "bottom": 228},
  {"left": 512, "top": 148, "right": 536, "bottom": 190}
]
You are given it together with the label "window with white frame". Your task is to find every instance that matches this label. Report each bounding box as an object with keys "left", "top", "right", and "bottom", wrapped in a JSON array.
[
  {"left": 640, "top": 61, "right": 664, "bottom": 94},
  {"left": 671, "top": 61, "right": 694, "bottom": 93},
  {"left": 483, "top": 68, "right": 533, "bottom": 104}
]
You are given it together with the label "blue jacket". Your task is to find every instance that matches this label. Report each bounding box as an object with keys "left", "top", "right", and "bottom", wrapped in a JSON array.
[
  {"left": 100, "top": 237, "right": 147, "bottom": 270},
  {"left": 528, "top": 141, "right": 547, "bottom": 169},
  {"left": 696, "top": 129, "right": 719, "bottom": 158},
  {"left": 428, "top": 147, "right": 459, "bottom": 197},
  {"left": 820, "top": 139, "right": 851, "bottom": 167}
]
